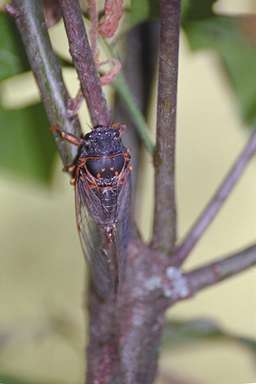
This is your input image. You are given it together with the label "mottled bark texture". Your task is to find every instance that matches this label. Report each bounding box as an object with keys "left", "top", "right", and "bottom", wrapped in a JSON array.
[
  {"left": 59, "top": 0, "right": 110, "bottom": 127},
  {"left": 152, "top": 0, "right": 181, "bottom": 253}
]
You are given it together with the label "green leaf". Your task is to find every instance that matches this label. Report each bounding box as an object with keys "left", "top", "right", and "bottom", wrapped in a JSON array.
[
  {"left": 0, "top": 375, "right": 31, "bottom": 384},
  {"left": 182, "top": 4, "right": 256, "bottom": 126},
  {"left": 182, "top": 0, "right": 217, "bottom": 22},
  {"left": 0, "top": 102, "right": 57, "bottom": 184},
  {"left": 129, "top": 0, "right": 159, "bottom": 27},
  {"left": 0, "top": 374, "right": 61, "bottom": 384},
  {"left": 163, "top": 318, "right": 223, "bottom": 347},
  {"left": 163, "top": 318, "right": 256, "bottom": 358},
  {"left": 0, "top": 13, "right": 29, "bottom": 81}
]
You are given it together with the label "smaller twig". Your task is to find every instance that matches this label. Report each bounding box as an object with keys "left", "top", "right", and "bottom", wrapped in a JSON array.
[
  {"left": 98, "top": 0, "right": 123, "bottom": 38},
  {"left": 43, "top": 0, "right": 62, "bottom": 28},
  {"left": 67, "top": 60, "right": 122, "bottom": 116},
  {"left": 59, "top": 0, "right": 110, "bottom": 127},
  {"left": 4, "top": 3, "right": 19, "bottom": 17},
  {"left": 152, "top": 0, "right": 181, "bottom": 252},
  {"left": 174, "top": 130, "right": 256, "bottom": 266},
  {"left": 99, "top": 58, "right": 122, "bottom": 85},
  {"left": 184, "top": 243, "right": 256, "bottom": 296}
]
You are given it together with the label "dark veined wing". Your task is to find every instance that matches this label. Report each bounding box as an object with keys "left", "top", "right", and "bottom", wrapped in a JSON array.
[{"left": 75, "top": 179, "right": 115, "bottom": 298}]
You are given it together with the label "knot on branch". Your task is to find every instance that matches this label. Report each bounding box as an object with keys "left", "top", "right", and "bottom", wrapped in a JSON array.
[
  {"left": 164, "top": 267, "right": 191, "bottom": 300},
  {"left": 143, "top": 267, "right": 190, "bottom": 302},
  {"left": 119, "top": 240, "right": 191, "bottom": 306}
]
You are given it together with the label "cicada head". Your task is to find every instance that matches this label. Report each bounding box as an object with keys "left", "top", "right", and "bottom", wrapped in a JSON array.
[{"left": 82, "top": 126, "right": 124, "bottom": 156}]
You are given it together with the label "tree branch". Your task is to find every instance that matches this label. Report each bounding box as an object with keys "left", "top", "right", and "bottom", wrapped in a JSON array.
[
  {"left": 10, "top": 0, "right": 82, "bottom": 167},
  {"left": 152, "top": 0, "right": 181, "bottom": 252},
  {"left": 117, "top": 240, "right": 169, "bottom": 384},
  {"left": 86, "top": 292, "right": 120, "bottom": 384},
  {"left": 174, "top": 130, "right": 256, "bottom": 266},
  {"left": 59, "top": 0, "right": 110, "bottom": 127},
  {"left": 184, "top": 243, "right": 256, "bottom": 297}
]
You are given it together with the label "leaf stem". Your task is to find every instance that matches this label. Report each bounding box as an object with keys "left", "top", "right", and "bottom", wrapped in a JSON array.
[
  {"left": 113, "top": 73, "right": 155, "bottom": 153},
  {"left": 101, "top": 41, "right": 155, "bottom": 153},
  {"left": 152, "top": 0, "right": 181, "bottom": 252}
]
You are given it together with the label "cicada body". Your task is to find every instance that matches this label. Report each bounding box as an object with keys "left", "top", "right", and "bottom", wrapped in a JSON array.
[{"left": 65, "top": 125, "right": 132, "bottom": 298}]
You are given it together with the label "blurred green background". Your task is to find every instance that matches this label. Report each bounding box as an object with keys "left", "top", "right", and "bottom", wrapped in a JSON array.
[{"left": 1, "top": 0, "right": 256, "bottom": 383}]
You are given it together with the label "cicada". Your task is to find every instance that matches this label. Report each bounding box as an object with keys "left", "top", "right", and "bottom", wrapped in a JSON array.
[{"left": 53, "top": 125, "right": 132, "bottom": 298}]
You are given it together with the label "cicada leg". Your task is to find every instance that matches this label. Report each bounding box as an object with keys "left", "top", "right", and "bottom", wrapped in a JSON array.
[
  {"left": 112, "top": 121, "right": 127, "bottom": 135},
  {"left": 51, "top": 125, "right": 84, "bottom": 146},
  {"left": 51, "top": 125, "right": 85, "bottom": 184}
]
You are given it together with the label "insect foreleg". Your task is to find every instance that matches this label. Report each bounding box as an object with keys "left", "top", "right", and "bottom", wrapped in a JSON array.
[{"left": 51, "top": 125, "right": 84, "bottom": 146}]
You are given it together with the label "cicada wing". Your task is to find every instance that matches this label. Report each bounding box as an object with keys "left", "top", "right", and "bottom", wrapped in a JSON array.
[
  {"left": 115, "top": 172, "right": 132, "bottom": 282},
  {"left": 75, "top": 180, "right": 114, "bottom": 298}
]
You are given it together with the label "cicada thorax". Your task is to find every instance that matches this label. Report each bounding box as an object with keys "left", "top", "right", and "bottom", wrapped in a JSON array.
[
  {"left": 75, "top": 126, "right": 132, "bottom": 297},
  {"left": 77, "top": 127, "right": 130, "bottom": 223}
]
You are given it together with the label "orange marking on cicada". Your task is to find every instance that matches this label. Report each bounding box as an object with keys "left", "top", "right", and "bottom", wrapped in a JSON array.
[
  {"left": 63, "top": 164, "right": 76, "bottom": 173},
  {"left": 111, "top": 122, "right": 127, "bottom": 134},
  {"left": 124, "top": 151, "right": 131, "bottom": 162},
  {"left": 78, "top": 158, "right": 86, "bottom": 167},
  {"left": 88, "top": 183, "right": 98, "bottom": 190}
]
